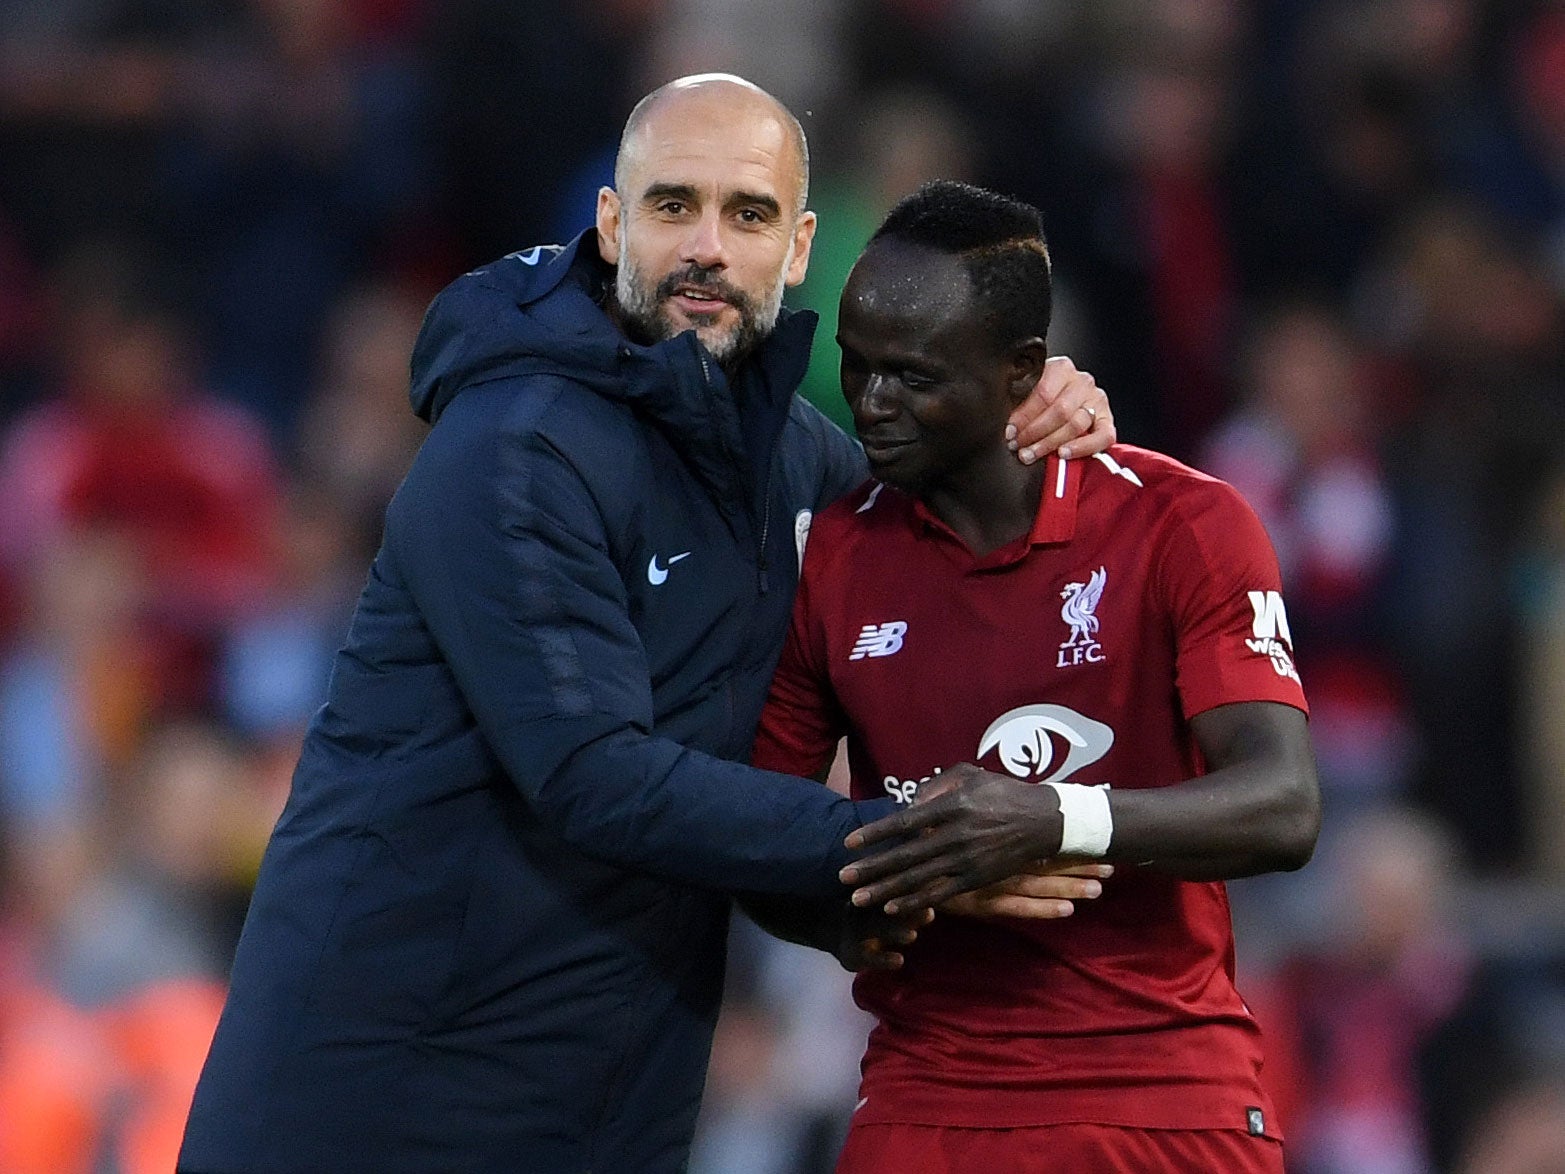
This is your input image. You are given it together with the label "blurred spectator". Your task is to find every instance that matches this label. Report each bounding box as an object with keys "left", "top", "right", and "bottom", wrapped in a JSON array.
[
  {"left": 0, "top": 0, "right": 231, "bottom": 260},
  {"left": 692, "top": 918, "right": 869, "bottom": 1174},
  {"left": 426, "top": 0, "right": 643, "bottom": 264},
  {"left": 219, "top": 483, "right": 361, "bottom": 741},
  {"left": 1455, "top": 1080, "right": 1565, "bottom": 1174},
  {"left": 1368, "top": 200, "right": 1565, "bottom": 866},
  {"left": 0, "top": 245, "right": 282, "bottom": 709},
  {"left": 1034, "top": 37, "right": 1244, "bottom": 453},
  {"left": 690, "top": 999, "right": 796, "bottom": 1174},
  {"left": 0, "top": 721, "right": 252, "bottom": 1174},
  {"left": 1259, "top": 807, "right": 1473, "bottom": 1174},
  {"left": 1203, "top": 302, "right": 1410, "bottom": 811},
  {"left": 292, "top": 279, "right": 429, "bottom": 553},
  {"left": 644, "top": 0, "right": 849, "bottom": 115},
  {"left": 1511, "top": 11, "right": 1565, "bottom": 291},
  {"left": 53, "top": 723, "right": 246, "bottom": 1003},
  {"left": 1521, "top": 467, "right": 1565, "bottom": 879},
  {"left": 0, "top": 204, "right": 46, "bottom": 423},
  {"left": 0, "top": 817, "right": 115, "bottom": 1174},
  {"left": 0, "top": 532, "right": 150, "bottom": 829},
  {"left": 160, "top": 0, "right": 432, "bottom": 434}
]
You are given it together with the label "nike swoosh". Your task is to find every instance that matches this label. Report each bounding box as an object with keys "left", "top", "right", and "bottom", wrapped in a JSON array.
[{"left": 647, "top": 552, "right": 692, "bottom": 585}]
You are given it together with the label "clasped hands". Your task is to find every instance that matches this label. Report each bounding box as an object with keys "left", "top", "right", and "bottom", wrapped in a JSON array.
[{"left": 833, "top": 764, "right": 1112, "bottom": 973}]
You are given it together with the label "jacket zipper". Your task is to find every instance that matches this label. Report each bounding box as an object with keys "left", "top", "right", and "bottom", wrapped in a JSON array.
[
  {"left": 698, "top": 347, "right": 771, "bottom": 595},
  {"left": 757, "top": 490, "right": 771, "bottom": 595}
]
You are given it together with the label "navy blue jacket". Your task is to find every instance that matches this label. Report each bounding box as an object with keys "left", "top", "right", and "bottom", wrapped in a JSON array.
[{"left": 180, "top": 236, "right": 880, "bottom": 1172}]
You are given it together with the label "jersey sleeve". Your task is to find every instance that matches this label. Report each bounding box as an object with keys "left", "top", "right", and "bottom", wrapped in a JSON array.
[
  {"left": 751, "top": 544, "right": 848, "bottom": 778},
  {"left": 1158, "top": 479, "right": 1310, "bottom": 721}
]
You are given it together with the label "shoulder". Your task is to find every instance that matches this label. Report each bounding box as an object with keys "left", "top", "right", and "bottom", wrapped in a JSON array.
[
  {"left": 777, "top": 395, "right": 867, "bottom": 507},
  {"left": 1084, "top": 444, "right": 1264, "bottom": 540},
  {"left": 1086, "top": 447, "right": 1284, "bottom": 622},
  {"left": 395, "top": 377, "right": 646, "bottom": 541},
  {"left": 815, "top": 479, "right": 908, "bottom": 530},
  {"left": 801, "top": 480, "right": 910, "bottom": 573},
  {"left": 424, "top": 373, "right": 638, "bottom": 465}
]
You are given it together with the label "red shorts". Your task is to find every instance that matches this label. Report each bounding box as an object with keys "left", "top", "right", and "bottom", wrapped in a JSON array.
[{"left": 836, "top": 1121, "right": 1286, "bottom": 1173}]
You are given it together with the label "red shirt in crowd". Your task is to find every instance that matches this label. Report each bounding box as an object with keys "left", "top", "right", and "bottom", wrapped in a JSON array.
[{"left": 752, "top": 446, "right": 1309, "bottom": 1136}]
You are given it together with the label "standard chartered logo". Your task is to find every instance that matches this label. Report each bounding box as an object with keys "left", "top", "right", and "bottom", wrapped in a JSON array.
[
  {"left": 881, "top": 704, "right": 1114, "bottom": 803},
  {"left": 978, "top": 704, "right": 1115, "bottom": 784}
]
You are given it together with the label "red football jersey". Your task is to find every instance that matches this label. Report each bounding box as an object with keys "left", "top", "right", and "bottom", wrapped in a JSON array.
[{"left": 752, "top": 446, "right": 1309, "bottom": 1135}]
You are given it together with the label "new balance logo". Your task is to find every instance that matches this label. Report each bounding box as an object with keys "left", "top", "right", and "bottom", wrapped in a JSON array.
[
  {"left": 1245, "top": 590, "right": 1300, "bottom": 682},
  {"left": 849, "top": 621, "right": 907, "bottom": 660}
]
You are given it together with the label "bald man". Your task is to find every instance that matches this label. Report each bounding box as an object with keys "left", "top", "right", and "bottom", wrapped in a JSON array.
[{"left": 178, "top": 76, "right": 1114, "bottom": 1173}]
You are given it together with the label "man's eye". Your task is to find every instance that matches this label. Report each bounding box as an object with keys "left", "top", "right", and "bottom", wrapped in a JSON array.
[
  {"left": 658, "top": 201, "right": 687, "bottom": 215},
  {"left": 736, "top": 208, "right": 765, "bottom": 225},
  {"left": 902, "top": 371, "right": 934, "bottom": 388}
]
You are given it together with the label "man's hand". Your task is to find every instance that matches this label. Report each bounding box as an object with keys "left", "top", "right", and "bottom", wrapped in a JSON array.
[
  {"left": 941, "top": 862, "right": 1112, "bottom": 921},
  {"left": 1006, "top": 356, "right": 1115, "bottom": 465},
  {"left": 836, "top": 904, "right": 933, "bottom": 972},
  {"left": 839, "top": 764, "right": 1067, "bottom": 915}
]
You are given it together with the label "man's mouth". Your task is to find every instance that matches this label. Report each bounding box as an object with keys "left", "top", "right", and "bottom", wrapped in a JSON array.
[
  {"left": 668, "top": 284, "right": 732, "bottom": 315},
  {"left": 859, "top": 433, "right": 917, "bottom": 461}
]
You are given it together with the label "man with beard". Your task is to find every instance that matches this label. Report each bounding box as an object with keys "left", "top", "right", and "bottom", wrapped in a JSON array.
[{"left": 178, "top": 76, "right": 1115, "bottom": 1173}]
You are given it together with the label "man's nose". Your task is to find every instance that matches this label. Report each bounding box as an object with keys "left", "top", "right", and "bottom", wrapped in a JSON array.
[
  {"left": 681, "top": 210, "right": 727, "bottom": 269},
  {"left": 857, "top": 373, "right": 898, "bottom": 420}
]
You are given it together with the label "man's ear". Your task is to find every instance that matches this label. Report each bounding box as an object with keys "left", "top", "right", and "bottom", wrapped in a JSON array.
[
  {"left": 784, "top": 210, "right": 818, "bottom": 287},
  {"left": 1007, "top": 338, "right": 1049, "bottom": 403},
  {"left": 596, "top": 187, "right": 622, "bottom": 264}
]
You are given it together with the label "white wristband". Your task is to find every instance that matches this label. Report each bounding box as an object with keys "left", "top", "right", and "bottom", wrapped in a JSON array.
[{"left": 1045, "top": 782, "right": 1113, "bottom": 857}]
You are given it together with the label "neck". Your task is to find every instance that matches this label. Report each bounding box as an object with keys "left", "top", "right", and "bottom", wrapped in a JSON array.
[{"left": 921, "top": 449, "right": 1045, "bottom": 558}]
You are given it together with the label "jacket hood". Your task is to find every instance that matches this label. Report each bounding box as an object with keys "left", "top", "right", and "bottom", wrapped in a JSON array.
[{"left": 409, "top": 231, "right": 818, "bottom": 437}]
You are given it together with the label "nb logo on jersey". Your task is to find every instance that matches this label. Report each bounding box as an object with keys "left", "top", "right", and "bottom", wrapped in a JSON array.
[
  {"left": 849, "top": 621, "right": 907, "bottom": 660},
  {"left": 1245, "top": 590, "right": 1300, "bottom": 683}
]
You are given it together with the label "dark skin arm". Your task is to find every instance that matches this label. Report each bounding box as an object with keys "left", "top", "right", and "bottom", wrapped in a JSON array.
[{"left": 838, "top": 701, "right": 1321, "bottom": 915}]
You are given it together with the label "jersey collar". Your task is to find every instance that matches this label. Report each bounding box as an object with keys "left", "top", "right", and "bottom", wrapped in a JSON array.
[
  {"left": 908, "top": 453, "right": 1082, "bottom": 567},
  {"left": 1029, "top": 453, "right": 1082, "bottom": 546}
]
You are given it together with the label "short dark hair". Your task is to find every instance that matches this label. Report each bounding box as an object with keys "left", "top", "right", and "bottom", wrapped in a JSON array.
[{"left": 869, "top": 180, "right": 1051, "bottom": 349}]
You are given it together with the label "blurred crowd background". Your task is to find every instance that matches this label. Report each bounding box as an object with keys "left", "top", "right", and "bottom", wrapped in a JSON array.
[{"left": 0, "top": 0, "right": 1563, "bottom": 1171}]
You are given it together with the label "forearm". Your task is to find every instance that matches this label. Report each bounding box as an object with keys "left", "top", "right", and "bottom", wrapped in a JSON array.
[
  {"left": 1132, "top": 853, "right": 1291, "bottom": 882},
  {"left": 737, "top": 892, "right": 849, "bottom": 955},
  {"left": 840, "top": 702, "right": 1321, "bottom": 912},
  {"left": 1103, "top": 704, "right": 1319, "bottom": 879},
  {"left": 1106, "top": 767, "right": 1319, "bottom": 878},
  {"left": 542, "top": 725, "right": 884, "bottom": 898}
]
